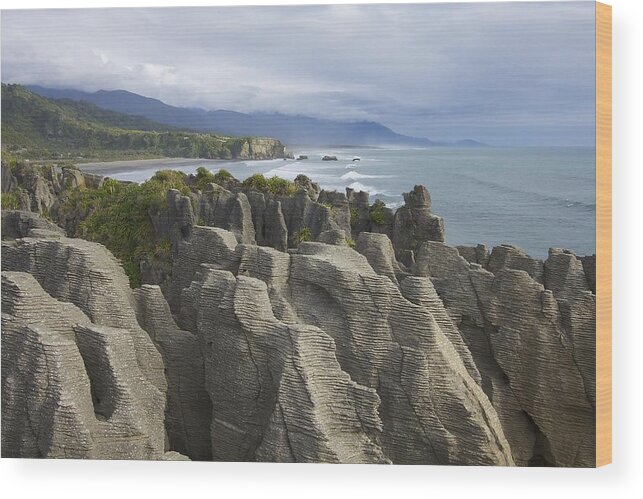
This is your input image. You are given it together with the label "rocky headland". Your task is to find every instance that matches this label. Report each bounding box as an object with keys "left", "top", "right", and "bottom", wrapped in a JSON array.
[{"left": 1, "top": 160, "right": 596, "bottom": 466}]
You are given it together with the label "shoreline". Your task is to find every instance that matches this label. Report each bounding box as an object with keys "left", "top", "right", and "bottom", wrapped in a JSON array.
[{"left": 76, "top": 157, "right": 236, "bottom": 175}]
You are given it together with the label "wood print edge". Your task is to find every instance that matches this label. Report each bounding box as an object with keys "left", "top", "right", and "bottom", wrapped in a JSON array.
[{"left": 595, "top": 0, "right": 612, "bottom": 468}]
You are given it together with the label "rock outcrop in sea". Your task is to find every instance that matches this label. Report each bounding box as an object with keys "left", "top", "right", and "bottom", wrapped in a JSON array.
[{"left": 1, "top": 165, "right": 596, "bottom": 466}]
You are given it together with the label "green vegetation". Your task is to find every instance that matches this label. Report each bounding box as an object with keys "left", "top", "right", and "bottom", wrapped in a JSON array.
[
  {"left": 1, "top": 84, "right": 274, "bottom": 162},
  {"left": 241, "top": 173, "right": 268, "bottom": 191},
  {"left": 1, "top": 191, "right": 20, "bottom": 210},
  {"left": 369, "top": 205, "right": 387, "bottom": 225},
  {"left": 213, "top": 168, "right": 233, "bottom": 185},
  {"left": 293, "top": 227, "right": 312, "bottom": 245},
  {"left": 346, "top": 237, "right": 356, "bottom": 249},
  {"left": 321, "top": 202, "right": 335, "bottom": 213},
  {"left": 242, "top": 173, "right": 297, "bottom": 196},
  {"left": 194, "top": 166, "right": 217, "bottom": 190},
  {"left": 3, "top": 137, "right": 303, "bottom": 289},
  {"left": 58, "top": 170, "right": 191, "bottom": 286},
  {"left": 350, "top": 207, "right": 359, "bottom": 224},
  {"left": 193, "top": 167, "right": 235, "bottom": 190},
  {"left": 56, "top": 167, "right": 302, "bottom": 284}
]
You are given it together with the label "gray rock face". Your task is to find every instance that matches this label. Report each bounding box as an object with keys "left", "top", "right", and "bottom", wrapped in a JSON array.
[
  {"left": 2, "top": 161, "right": 18, "bottom": 193},
  {"left": 269, "top": 242, "right": 512, "bottom": 464},
  {"left": 197, "top": 184, "right": 256, "bottom": 245},
  {"left": 392, "top": 185, "right": 445, "bottom": 261},
  {"left": 486, "top": 244, "right": 544, "bottom": 283},
  {"left": 3, "top": 166, "right": 109, "bottom": 234},
  {"left": 414, "top": 241, "right": 596, "bottom": 467},
  {"left": 166, "top": 228, "right": 513, "bottom": 465},
  {"left": 193, "top": 270, "right": 389, "bottom": 463},
  {"left": 544, "top": 248, "right": 596, "bottom": 407},
  {"left": 317, "top": 190, "right": 352, "bottom": 239},
  {"left": 318, "top": 228, "right": 349, "bottom": 246},
  {"left": 61, "top": 168, "right": 87, "bottom": 190},
  {"left": 1, "top": 271, "right": 170, "bottom": 459},
  {"left": 31, "top": 175, "right": 56, "bottom": 213},
  {"left": 356, "top": 231, "right": 405, "bottom": 286},
  {"left": 280, "top": 190, "right": 340, "bottom": 246},
  {"left": 346, "top": 187, "right": 371, "bottom": 236},
  {"left": 456, "top": 244, "right": 490, "bottom": 267},
  {"left": 234, "top": 138, "right": 286, "bottom": 160},
  {"left": 263, "top": 199, "right": 289, "bottom": 251},
  {"left": 165, "top": 189, "right": 196, "bottom": 246},
  {"left": 399, "top": 276, "right": 482, "bottom": 387},
  {"left": 580, "top": 254, "right": 596, "bottom": 294},
  {"left": 2, "top": 210, "right": 65, "bottom": 239},
  {"left": 1, "top": 233, "right": 167, "bottom": 395},
  {"left": 245, "top": 190, "right": 267, "bottom": 245},
  {"left": 134, "top": 285, "right": 212, "bottom": 460},
  {"left": 167, "top": 225, "right": 239, "bottom": 313},
  {"left": 293, "top": 174, "right": 321, "bottom": 201},
  {"left": 1, "top": 175, "right": 597, "bottom": 466}
]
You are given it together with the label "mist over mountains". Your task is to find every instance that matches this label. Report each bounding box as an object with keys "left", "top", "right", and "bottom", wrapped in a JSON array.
[{"left": 25, "top": 85, "right": 485, "bottom": 148}]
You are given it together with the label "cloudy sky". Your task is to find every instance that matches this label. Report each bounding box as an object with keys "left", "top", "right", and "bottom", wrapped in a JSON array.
[{"left": 1, "top": 2, "right": 596, "bottom": 146}]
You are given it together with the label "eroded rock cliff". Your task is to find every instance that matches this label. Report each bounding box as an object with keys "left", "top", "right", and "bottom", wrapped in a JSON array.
[{"left": 1, "top": 172, "right": 596, "bottom": 466}]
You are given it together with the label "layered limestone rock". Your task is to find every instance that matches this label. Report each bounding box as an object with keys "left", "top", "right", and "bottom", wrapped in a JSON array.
[
  {"left": 317, "top": 190, "right": 352, "bottom": 239},
  {"left": 0, "top": 173, "right": 597, "bottom": 466},
  {"left": 544, "top": 248, "right": 596, "bottom": 407},
  {"left": 156, "top": 176, "right": 451, "bottom": 265},
  {"left": 1, "top": 163, "right": 94, "bottom": 216},
  {"left": 167, "top": 225, "right": 239, "bottom": 313},
  {"left": 392, "top": 185, "right": 445, "bottom": 262},
  {"left": 197, "top": 184, "right": 256, "bottom": 245},
  {"left": 168, "top": 228, "right": 514, "bottom": 465},
  {"left": 346, "top": 188, "right": 371, "bottom": 236},
  {"left": 399, "top": 276, "right": 482, "bottom": 387},
  {"left": 134, "top": 285, "right": 212, "bottom": 460},
  {"left": 1, "top": 271, "right": 170, "bottom": 459},
  {"left": 5, "top": 160, "right": 453, "bottom": 273},
  {"left": 414, "top": 241, "right": 596, "bottom": 467},
  {"left": 318, "top": 228, "right": 349, "bottom": 246},
  {"left": 2, "top": 210, "right": 65, "bottom": 239},
  {"left": 293, "top": 174, "right": 321, "bottom": 202},
  {"left": 486, "top": 244, "right": 544, "bottom": 283},
  {"left": 355, "top": 231, "right": 406, "bottom": 286},
  {"left": 285, "top": 242, "right": 512, "bottom": 465},
  {"left": 193, "top": 270, "right": 389, "bottom": 463},
  {"left": 456, "top": 244, "right": 490, "bottom": 267},
  {"left": 1, "top": 232, "right": 166, "bottom": 396},
  {"left": 280, "top": 190, "right": 340, "bottom": 247},
  {"left": 164, "top": 189, "right": 196, "bottom": 245}
]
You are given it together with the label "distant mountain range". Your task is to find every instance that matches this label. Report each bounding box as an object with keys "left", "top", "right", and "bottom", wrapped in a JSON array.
[
  {"left": 25, "top": 85, "right": 486, "bottom": 148},
  {"left": 1, "top": 84, "right": 285, "bottom": 161}
]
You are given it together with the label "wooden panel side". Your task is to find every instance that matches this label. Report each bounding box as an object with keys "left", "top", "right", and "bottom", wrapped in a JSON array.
[{"left": 595, "top": 1, "right": 612, "bottom": 468}]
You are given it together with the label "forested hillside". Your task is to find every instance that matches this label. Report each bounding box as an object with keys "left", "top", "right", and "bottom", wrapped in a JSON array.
[{"left": 1, "top": 84, "right": 284, "bottom": 161}]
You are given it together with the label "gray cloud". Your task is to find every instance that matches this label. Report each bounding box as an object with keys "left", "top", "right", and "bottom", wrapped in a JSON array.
[{"left": 1, "top": 2, "right": 596, "bottom": 146}]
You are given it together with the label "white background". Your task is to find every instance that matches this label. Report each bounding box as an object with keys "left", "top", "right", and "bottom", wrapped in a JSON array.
[{"left": 0, "top": 0, "right": 640, "bottom": 497}]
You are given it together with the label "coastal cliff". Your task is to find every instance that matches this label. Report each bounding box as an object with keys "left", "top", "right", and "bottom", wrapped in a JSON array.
[
  {"left": 1, "top": 163, "right": 595, "bottom": 465},
  {"left": 1, "top": 84, "right": 287, "bottom": 162}
]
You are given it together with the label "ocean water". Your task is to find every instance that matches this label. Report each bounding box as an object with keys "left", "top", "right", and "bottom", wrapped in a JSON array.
[{"left": 98, "top": 146, "right": 596, "bottom": 258}]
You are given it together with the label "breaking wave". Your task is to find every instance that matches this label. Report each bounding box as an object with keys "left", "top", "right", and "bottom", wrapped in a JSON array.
[
  {"left": 340, "top": 171, "right": 393, "bottom": 181},
  {"left": 346, "top": 182, "right": 384, "bottom": 195}
]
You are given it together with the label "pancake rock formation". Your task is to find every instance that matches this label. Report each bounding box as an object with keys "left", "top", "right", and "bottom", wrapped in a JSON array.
[{"left": 0, "top": 173, "right": 596, "bottom": 466}]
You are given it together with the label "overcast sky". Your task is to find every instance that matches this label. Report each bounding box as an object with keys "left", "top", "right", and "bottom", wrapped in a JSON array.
[{"left": 1, "top": 2, "right": 596, "bottom": 146}]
